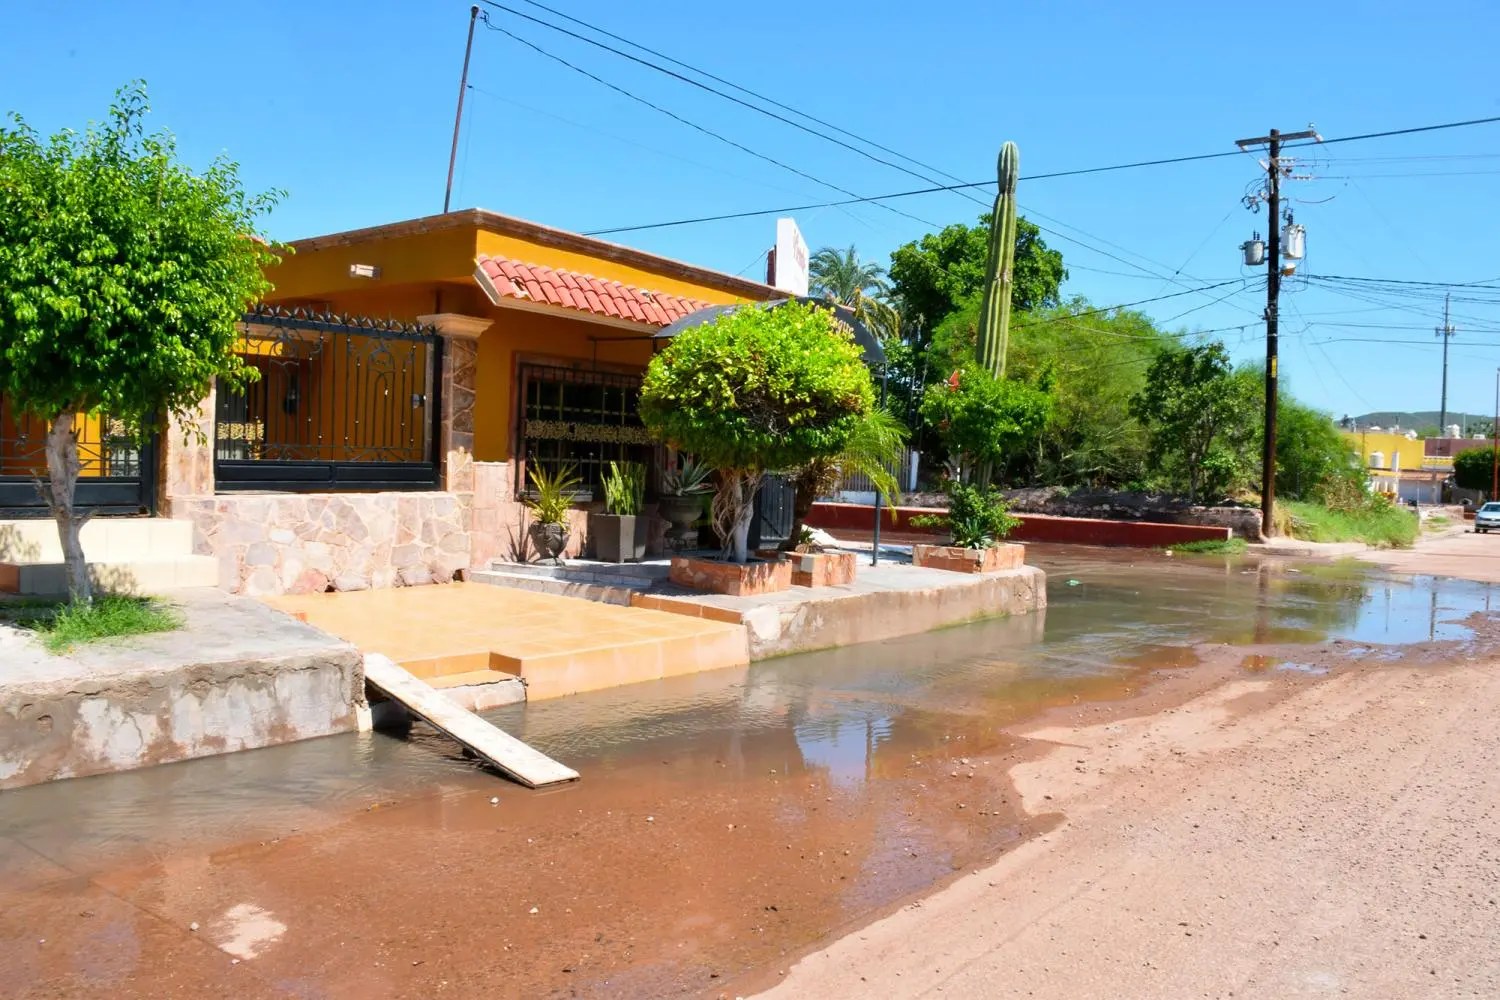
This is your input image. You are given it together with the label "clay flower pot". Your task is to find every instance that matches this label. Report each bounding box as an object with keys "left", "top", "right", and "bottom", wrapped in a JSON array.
[{"left": 530, "top": 521, "right": 571, "bottom": 565}]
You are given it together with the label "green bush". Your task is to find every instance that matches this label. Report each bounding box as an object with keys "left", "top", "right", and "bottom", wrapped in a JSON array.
[
  {"left": 1167, "top": 537, "right": 1249, "bottom": 555},
  {"left": 919, "top": 363, "right": 1051, "bottom": 477},
  {"left": 911, "top": 481, "right": 1020, "bottom": 549},
  {"left": 1282, "top": 499, "right": 1418, "bottom": 549},
  {"left": 639, "top": 300, "right": 875, "bottom": 561}
]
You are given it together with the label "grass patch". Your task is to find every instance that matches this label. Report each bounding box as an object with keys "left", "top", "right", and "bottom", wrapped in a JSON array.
[
  {"left": 1167, "top": 537, "right": 1249, "bottom": 555},
  {"left": 4, "top": 596, "right": 183, "bottom": 653},
  {"left": 1282, "top": 500, "right": 1420, "bottom": 549},
  {"left": 1424, "top": 515, "right": 1452, "bottom": 530}
]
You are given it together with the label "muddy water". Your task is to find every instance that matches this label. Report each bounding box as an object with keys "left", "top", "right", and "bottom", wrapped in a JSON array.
[{"left": 2, "top": 547, "right": 1497, "bottom": 999}]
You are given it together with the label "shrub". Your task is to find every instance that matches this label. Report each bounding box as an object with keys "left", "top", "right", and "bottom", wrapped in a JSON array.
[
  {"left": 639, "top": 301, "right": 874, "bottom": 562},
  {"left": 911, "top": 481, "right": 1020, "bottom": 549},
  {"left": 919, "top": 363, "right": 1051, "bottom": 483}
]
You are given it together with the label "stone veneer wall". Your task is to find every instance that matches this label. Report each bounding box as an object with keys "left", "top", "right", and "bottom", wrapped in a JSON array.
[{"left": 172, "top": 493, "right": 471, "bottom": 597}]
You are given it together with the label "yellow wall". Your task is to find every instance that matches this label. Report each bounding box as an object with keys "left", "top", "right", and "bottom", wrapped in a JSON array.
[
  {"left": 472, "top": 308, "right": 655, "bottom": 462},
  {"left": 1342, "top": 430, "right": 1427, "bottom": 472},
  {"left": 266, "top": 227, "right": 478, "bottom": 303}
]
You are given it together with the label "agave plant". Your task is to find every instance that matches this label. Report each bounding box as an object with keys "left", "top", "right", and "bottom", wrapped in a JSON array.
[
  {"left": 524, "top": 462, "right": 581, "bottom": 526},
  {"left": 661, "top": 455, "right": 714, "bottom": 496}
]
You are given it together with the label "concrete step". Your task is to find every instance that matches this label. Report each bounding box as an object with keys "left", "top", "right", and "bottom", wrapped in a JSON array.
[
  {"left": 469, "top": 568, "right": 641, "bottom": 606},
  {"left": 0, "top": 555, "right": 219, "bottom": 596},
  {"left": 0, "top": 518, "right": 194, "bottom": 564},
  {"left": 486, "top": 559, "right": 669, "bottom": 585}
]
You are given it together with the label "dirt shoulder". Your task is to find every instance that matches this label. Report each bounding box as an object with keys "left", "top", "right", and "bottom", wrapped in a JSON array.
[
  {"left": 754, "top": 656, "right": 1500, "bottom": 999},
  {"left": 1361, "top": 526, "right": 1500, "bottom": 583}
]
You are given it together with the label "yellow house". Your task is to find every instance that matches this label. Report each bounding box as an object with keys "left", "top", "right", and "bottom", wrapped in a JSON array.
[
  {"left": 255, "top": 209, "right": 774, "bottom": 494},
  {"left": 1340, "top": 429, "right": 1444, "bottom": 504}
]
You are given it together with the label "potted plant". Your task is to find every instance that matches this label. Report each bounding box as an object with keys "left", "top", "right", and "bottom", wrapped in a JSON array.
[
  {"left": 909, "top": 481, "right": 1026, "bottom": 573},
  {"left": 524, "top": 462, "right": 581, "bottom": 564},
  {"left": 588, "top": 460, "right": 648, "bottom": 562},
  {"left": 659, "top": 455, "right": 713, "bottom": 549}
]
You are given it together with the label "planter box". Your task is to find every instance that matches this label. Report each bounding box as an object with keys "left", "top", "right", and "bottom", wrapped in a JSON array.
[
  {"left": 587, "top": 513, "right": 648, "bottom": 563},
  {"left": 670, "top": 554, "right": 792, "bottom": 596},
  {"left": 911, "top": 542, "right": 1025, "bottom": 574},
  {"left": 791, "top": 550, "right": 856, "bottom": 588}
]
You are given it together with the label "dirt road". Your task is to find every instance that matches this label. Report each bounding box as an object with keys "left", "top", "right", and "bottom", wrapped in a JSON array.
[
  {"left": 1364, "top": 525, "right": 1500, "bottom": 584},
  {"left": 758, "top": 653, "right": 1500, "bottom": 998}
]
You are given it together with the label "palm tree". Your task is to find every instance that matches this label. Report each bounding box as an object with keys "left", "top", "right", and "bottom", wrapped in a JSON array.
[
  {"left": 809, "top": 245, "right": 888, "bottom": 306},
  {"left": 783, "top": 408, "right": 909, "bottom": 550}
]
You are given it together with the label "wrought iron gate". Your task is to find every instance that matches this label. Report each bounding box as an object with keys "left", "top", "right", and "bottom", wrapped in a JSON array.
[
  {"left": 750, "top": 473, "right": 797, "bottom": 549},
  {"left": 0, "top": 401, "right": 156, "bottom": 517},
  {"left": 214, "top": 307, "right": 442, "bottom": 492}
]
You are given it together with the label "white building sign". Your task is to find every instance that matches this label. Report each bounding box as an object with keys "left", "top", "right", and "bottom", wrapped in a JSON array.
[{"left": 772, "top": 217, "right": 809, "bottom": 296}]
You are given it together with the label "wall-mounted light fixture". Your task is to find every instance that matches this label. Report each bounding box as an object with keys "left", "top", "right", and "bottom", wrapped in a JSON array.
[{"left": 349, "top": 263, "right": 381, "bottom": 279}]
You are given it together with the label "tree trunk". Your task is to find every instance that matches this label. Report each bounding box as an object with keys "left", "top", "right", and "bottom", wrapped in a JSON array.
[
  {"left": 710, "top": 469, "right": 762, "bottom": 564},
  {"left": 44, "top": 410, "right": 92, "bottom": 604}
]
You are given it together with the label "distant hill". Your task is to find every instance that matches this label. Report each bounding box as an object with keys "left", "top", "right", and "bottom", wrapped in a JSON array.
[{"left": 1350, "top": 411, "right": 1490, "bottom": 432}]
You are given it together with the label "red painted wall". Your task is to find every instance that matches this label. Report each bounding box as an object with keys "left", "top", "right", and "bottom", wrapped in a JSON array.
[{"left": 806, "top": 502, "right": 1231, "bottom": 548}]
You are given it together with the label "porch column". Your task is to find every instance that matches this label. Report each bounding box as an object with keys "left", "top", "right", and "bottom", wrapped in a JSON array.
[
  {"left": 157, "top": 384, "right": 215, "bottom": 515},
  {"left": 420, "top": 313, "right": 492, "bottom": 495}
]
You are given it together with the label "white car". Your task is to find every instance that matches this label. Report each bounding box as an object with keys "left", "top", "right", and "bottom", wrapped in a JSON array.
[{"left": 1476, "top": 502, "right": 1500, "bottom": 533}]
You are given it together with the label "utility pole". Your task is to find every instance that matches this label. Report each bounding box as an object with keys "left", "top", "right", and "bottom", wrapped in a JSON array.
[
  {"left": 1236, "top": 126, "right": 1320, "bottom": 538},
  {"left": 443, "top": 6, "right": 481, "bottom": 214},
  {"left": 1437, "top": 292, "right": 1455, "bottom": 433},
  {"left": 1491, "top": 368, "right": 1498, "bottom": 500}
]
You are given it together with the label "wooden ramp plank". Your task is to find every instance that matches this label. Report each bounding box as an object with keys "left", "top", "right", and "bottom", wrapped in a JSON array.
[{"left": 362, "top": 654, "right": 579, "bottom": 788}]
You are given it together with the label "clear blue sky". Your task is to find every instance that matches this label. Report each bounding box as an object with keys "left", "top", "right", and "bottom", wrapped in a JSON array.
[{"left": 4, "top": 0, "right": 1499, "bottom": 423}]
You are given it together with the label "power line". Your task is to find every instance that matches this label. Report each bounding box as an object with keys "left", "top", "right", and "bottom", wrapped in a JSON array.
[
  {"left": 496, "top": 0, "right": 977, "bottom": 187},
  {"left": 478, "top": 0, "right": 972, "bottom": 198},
  {"left": 477, "top": 14, "right": 939, "bottom": 229},
  {"left": 582, "top": 114, "right": 1500, "bottom": 236}
]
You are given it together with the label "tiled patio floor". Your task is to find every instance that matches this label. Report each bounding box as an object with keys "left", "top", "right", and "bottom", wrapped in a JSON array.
[{"left": 266, "top": 583, "right": 749, "bottom": 700}]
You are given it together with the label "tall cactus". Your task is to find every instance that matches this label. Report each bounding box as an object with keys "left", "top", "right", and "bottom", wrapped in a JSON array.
[{"left": 977, "top": 142, "right": 1019, "bottom": 378}]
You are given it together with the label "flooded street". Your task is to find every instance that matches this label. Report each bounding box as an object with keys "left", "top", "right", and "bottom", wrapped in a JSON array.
[{"left": 3, "top": 545, "right": 1498, "bottom": 999}]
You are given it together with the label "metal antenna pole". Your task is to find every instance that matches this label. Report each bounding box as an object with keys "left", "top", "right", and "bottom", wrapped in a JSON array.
[{"left": 443, "top": 6, "right": 481, "bottom": 214}]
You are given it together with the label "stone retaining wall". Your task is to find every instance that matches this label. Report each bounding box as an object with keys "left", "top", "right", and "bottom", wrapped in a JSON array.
[
  {"left": 0, "top": 592, "right": 364, "bottom": 790},
  {"left": 170, "top": 493, "right": 471, "bottom": 596}
]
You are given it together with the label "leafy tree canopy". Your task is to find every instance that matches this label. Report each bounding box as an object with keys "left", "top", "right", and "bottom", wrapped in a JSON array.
[
  {"left": 1275, "top": 398, "right": 1366, "bottom": 502},
  {"left": 0, "top": 82, "right": 280, "bottom": 601},
  {"left": 888, "top": 215, "right": 1065, "bottom": 333},
  {"left": 920, "top": 362, "right": 1052, "bottom": 472},
  {"left": 0, "top": 82, "right": 279, "bottom": 430},
  {"left": 639, "top": 299, "right": 875, "bottom": 473},
  {"left": 1130, "top": 343, "right": 1255, "bottom": 502},
  {"left": 1454, "top": 446, "right": 1496, "bottom": 494}
]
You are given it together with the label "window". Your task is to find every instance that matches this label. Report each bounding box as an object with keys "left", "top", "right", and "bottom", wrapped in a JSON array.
[{"left": 519, "top": 364, "right": 655, "bottom": 499}]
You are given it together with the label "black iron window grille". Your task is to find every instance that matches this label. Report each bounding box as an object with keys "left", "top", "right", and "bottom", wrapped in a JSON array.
[
  {"left": 519, "top": 364, "right": 655, "bottom": 499},
  {"left": 214, "top": 306, "right": 442, "bottom": 493}
]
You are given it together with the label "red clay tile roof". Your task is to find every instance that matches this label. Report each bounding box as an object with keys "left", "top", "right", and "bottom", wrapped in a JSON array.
[{"left": 475, "top": 253, "right": 717, "bottom": 327}]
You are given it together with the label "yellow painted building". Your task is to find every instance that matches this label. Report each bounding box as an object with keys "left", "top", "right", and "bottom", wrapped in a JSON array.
[
  {"left": 1340, "top": 429, "right": 1446, "bottom": 504},
  {"left": 258, "top": 209, "right": 779, "bottom": 496}
]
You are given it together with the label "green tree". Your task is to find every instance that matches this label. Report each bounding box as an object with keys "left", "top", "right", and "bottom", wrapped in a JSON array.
[
  {"left": 0, "top": 84, "right": 280, "bottom": 601},
  {"left": 1006, "top": 301, "right": 1179, "bottom": 489},
  {"left": 1275, "top": 398, "right": 1366, "bottom": 501},
  {"left": 1129, "top": 343, "right": 1247, "bottom": 503},
  {"left": 887, "top": 215, "right": 1065, "bottom": 333},
  {"left": 809, "top": 245, "right": 888, "bottom": 305},
  {"left": 1454, "top": 447, "right": 1496, "bottom": 494},
  {"left": 920, "top": 363, "right": 1052, "bottom": 485},
  {"left": 639, "top": 300, "right": 874, "bottom": 562}
]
